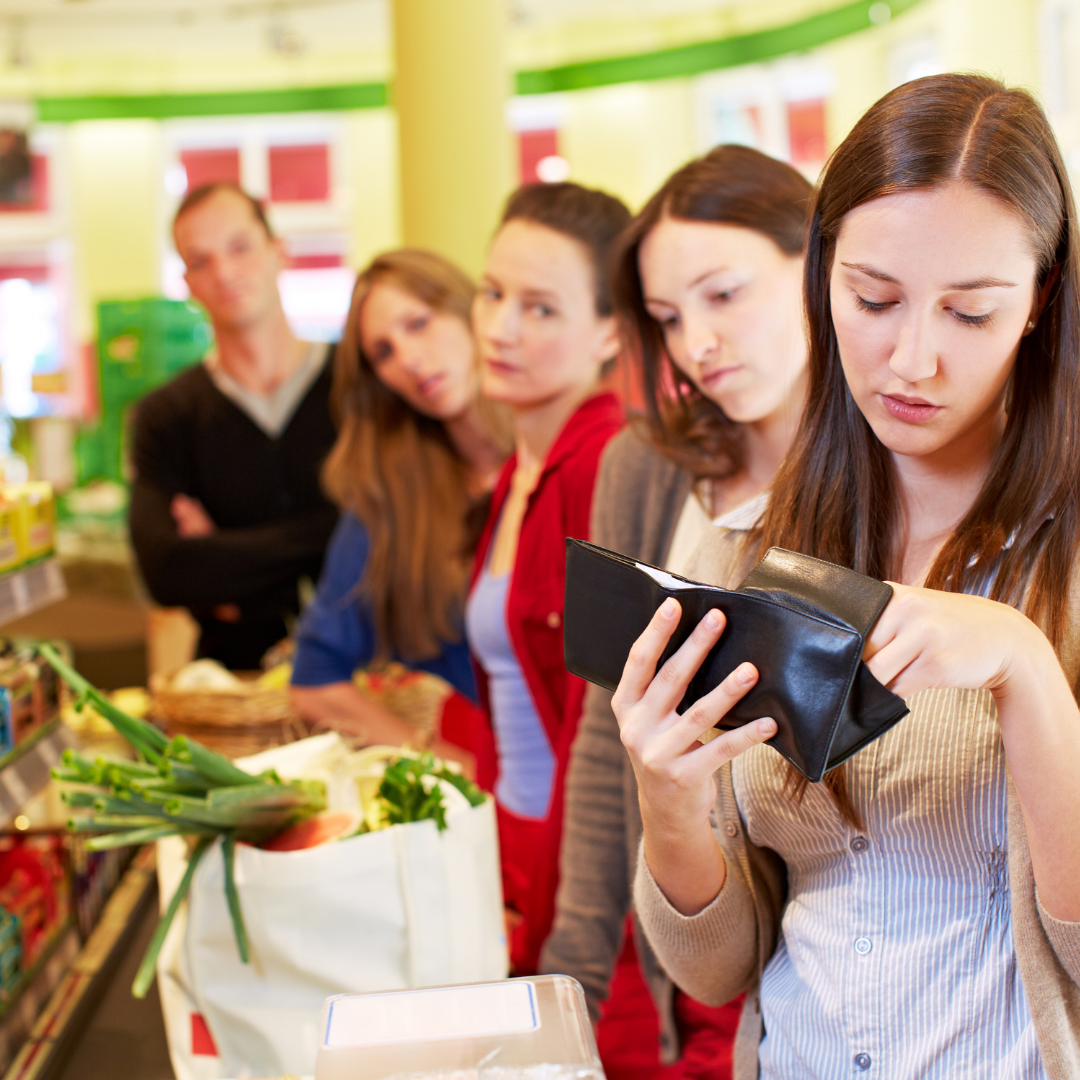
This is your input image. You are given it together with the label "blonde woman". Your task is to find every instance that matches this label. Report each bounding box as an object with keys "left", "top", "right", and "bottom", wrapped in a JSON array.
[{"left": 291, "top": 250, "right": 510, "bottom": 778}]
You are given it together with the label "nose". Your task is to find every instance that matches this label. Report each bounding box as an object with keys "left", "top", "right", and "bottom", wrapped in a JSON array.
[
  {"left": 479, "top": 296, "right": 518, "bottom": 346},
  {"left": 887, "top": 310, "right": 938, "bottom": 384},
  {"left": 681, "top": 308, "right": 720, "bottom": 365},
  {"left": 399, "top": 344, "right": 425, "bottom": 373}
]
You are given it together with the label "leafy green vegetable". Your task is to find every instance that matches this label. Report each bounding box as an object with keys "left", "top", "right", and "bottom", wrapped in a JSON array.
[{"left": 377, "top": 752, "right": 485, "bottom": 831}]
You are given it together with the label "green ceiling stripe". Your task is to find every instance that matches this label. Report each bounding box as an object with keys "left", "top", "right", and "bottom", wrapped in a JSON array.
[
  {"left": 36, "top": 82, "right": 387, "bottom": 122},
  {"left": 515, "top": 0, "right": 926, "bottom": 94},
  {"left": 34, "top": 0, "right": 924, "bottom": 122}
]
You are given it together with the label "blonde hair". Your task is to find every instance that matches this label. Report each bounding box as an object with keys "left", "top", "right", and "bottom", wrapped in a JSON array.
[{"left": 323, "top": 249, "right": 510, "bottom": 662}]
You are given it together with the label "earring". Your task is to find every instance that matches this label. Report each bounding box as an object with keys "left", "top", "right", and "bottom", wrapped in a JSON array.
[{"left": 1027, "top": 319, "right": 1036, "bottom": 330}]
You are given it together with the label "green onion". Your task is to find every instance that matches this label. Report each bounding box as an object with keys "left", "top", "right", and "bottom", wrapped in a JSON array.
[
  {"left": 41, "top": 651, "right": 328, "bottom": 995},
  {"left": 131, "top": 836, "right": 213, "bottom": 998}
]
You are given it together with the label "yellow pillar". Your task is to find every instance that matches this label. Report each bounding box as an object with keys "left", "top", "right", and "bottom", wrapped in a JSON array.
[
  {"left": 390, "top": 0, "right": 512, "bottom": 277},
  {"left": 67, "top": 120, "right": 163, "bottom": 344}
]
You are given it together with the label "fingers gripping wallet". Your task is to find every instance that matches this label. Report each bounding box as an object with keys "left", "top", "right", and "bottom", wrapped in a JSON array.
[{"left": 563, "top": 539, "right": 909, "bottom": 782}]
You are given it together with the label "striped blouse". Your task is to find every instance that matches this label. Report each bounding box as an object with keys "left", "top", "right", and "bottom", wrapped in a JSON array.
[
  {"left": 715, "top": 494, "right": 1044, "bottom": 1076},
  {"left": 733, "top": 687, "right": 1043, "bottom": 1078}
]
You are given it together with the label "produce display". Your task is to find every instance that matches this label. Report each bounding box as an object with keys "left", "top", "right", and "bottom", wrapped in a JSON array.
[{"left": 39, "top": 645, "right": 484, "bottom": 1002}]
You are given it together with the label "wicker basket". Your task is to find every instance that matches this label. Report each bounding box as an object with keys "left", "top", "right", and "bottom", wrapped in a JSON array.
[
  {"left": 149, "top": 673, "right": 309, "bottom": 759},
  {"left": 351, "top": 663, "right": 453, "bottom": 747}
]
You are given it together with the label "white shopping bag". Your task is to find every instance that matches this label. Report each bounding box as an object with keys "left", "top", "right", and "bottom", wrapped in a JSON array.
[{"left": 155, "top": 735, "right": 507, "bottom": 1080}]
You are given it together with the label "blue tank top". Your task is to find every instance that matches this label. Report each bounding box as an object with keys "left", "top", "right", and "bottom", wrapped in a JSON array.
[{"left": 465, "top": 565, "right": 556, "bottom": 818}]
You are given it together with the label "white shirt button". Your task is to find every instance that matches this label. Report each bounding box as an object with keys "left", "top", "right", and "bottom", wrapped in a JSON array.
[{"left": 854, "top": 936, "right": 873, "bottom": 955}]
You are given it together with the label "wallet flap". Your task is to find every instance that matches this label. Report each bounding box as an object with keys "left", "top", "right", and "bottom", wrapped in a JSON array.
[{"left": 738, "top": 547, "right": 894, "bottom": 637}]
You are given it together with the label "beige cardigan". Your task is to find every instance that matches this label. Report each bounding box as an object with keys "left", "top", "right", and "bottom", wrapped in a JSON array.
[{"left": 634, "top": 520, "right": 1080, "bottom": 1080}]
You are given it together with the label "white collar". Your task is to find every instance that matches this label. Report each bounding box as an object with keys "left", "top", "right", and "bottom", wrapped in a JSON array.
[{"left": 711, "top": 490, "right": 769, "bottom": 532}]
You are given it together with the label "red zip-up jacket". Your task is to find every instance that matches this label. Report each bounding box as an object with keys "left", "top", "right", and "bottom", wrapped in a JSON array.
[{"left": 469, "top": 392, "right": 623, "bottom": 971}]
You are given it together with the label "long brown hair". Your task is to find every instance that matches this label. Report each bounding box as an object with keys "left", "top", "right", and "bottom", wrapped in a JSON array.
[
  {"left": 757, "top": 74, "right": 1080, "bottom": 820},
  {"left": 323, "top": 249, "right": 510, "bottom": 663},
  {"left": 613, "top": 145, "right": 812, "bottom": 480}
]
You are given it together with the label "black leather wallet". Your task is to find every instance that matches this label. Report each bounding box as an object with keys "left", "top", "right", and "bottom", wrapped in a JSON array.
[{"left": 563, "top": 539, "right": 909, "bottom": 781}]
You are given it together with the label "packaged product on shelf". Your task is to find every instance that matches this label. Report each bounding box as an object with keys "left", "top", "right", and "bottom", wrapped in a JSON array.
[
  {"left": 0, "top": 644, "right": 62, "bottom": 749},
  {"left": 0, "top": 496, "right": 23, "bottom": 576},
  {"left": 0, "top": 833, "right": 71, "bottom": 972},
  {"left": 9, "top": 483, "right": 56, "bottom": 564},
  {"left": 0, "top": 906, "right": 20, "bottom": 996},
  {"left": 67, "top": 839, "right": 131, "bottom": 940}
]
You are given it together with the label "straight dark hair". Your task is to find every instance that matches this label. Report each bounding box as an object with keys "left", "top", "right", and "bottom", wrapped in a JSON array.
[
  {"left": 613, "top": 145, "right": 812, "bottom": 481},
  {"left": 756, "top": 74, "right": 1080, "bottom": 821}
]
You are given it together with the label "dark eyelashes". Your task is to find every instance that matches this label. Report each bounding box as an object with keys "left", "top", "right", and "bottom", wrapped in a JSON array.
[
  {"left": 854, "top": 293, "right": 994, "bottom": 328},
  {"left": 854, "top": 295, "right": 890, "bottom": 314},
  {"left": 952, "top": 311, "right": 993, "bottom": 327}
]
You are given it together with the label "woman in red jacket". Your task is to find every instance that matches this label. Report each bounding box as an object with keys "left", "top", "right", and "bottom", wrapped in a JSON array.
[{"left": 467, "top": 182, "right": 629, "bottom": 975}]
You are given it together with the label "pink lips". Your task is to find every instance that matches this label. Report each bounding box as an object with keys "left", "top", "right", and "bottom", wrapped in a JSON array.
[
  {"left": 881, "top": 393, "right": 940, "bottom": 423},
  {"left": 416, "top": 372, "right": 445, "bottom": 398},
  {"left": 485, "top": 358, "right": 518, "bottom": 377},
  {"left": 700, "top": 364, "right": 740, "bottom": 388}
]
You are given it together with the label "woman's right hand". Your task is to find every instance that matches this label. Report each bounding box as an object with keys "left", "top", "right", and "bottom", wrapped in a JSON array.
[{"left": 612, "top": 597, "right": 777, "bottom": 914}]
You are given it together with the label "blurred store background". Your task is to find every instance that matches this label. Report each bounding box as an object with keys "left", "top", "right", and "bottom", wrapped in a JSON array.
[
  {"left": 0, "top": 2, "right": 1064, "bottom": 1078},
  {"left": 0, "top": 0, "right": 1064, "bottom": 689}
]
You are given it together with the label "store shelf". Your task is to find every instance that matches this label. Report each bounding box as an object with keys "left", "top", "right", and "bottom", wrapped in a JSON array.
[
  {"left": 0, "top": 927, "right": 79, "bottom": 1079},
  {"left": 0, "top": 565, "right": 66, "bottom": 633},
  {"left": 1, "top": 847, "right": 156, "bottom": 1080},
  {"left": 0, "top": 723, "right": 78, "bottom": 829}
]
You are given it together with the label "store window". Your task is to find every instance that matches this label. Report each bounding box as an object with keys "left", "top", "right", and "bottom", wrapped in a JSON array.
[
  {"left": 519, "top": 129, "right": 569, "bottom": 184},
  {"left": 786, "top": 99, "right": 827, "bottom": 169},
  {"left": 268, "top": 144, "right": 330, "bottom": 202},
  {"left": 177, "top": 147, "right": 241, "bottom": 193},
  {"left": 0, "top": 154, "right": 48, "bottom": 214},
  {"left": 0, "top": 264, "right": 62, "bottom": 418}
]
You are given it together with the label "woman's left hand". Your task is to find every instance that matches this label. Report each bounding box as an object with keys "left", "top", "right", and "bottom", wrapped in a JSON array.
[{"left": 863, "top": 583, "right": 1052, "bottom": 701}]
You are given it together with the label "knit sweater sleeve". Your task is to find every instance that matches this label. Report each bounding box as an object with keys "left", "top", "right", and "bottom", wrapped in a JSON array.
[
  {"left": 633, "top": 833, "right": 759, "bottom": 1007},
  {"left": 633, "top": 523, "right": 779, "bottom": 1008},
  {"left": 1036, "top": 895, "right": 1080, "bottom": 985}
]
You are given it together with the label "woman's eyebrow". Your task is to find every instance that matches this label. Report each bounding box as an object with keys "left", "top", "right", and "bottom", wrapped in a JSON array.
[
  {"left": 840, "top": 261, "right": 899, "bottom": 283},
  {"left": 840, "top": 261, "right": 1017, "bottom": 290},
  {"left": 945, "top": 277, "right": 1018, "bottom": 290},
  {"left": 521, "top": 287, "right": 561, "bottom": 303}
]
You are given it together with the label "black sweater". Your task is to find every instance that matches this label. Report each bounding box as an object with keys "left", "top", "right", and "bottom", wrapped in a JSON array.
[{"left": 129, "top": 355, "right": 339, "bottom": 669}]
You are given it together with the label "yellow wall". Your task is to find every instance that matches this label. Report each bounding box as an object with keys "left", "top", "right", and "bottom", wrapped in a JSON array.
[
  {"left": 560, "top": 80, "right": 696, "bottom": 212},
  {"left": 340, "top": 108, "right": 403, "bottom": 271},
  {"left": 66, "top": 120, "right": 163, "bottom": 342}
]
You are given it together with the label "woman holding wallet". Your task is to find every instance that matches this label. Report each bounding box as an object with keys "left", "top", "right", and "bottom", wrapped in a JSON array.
[
  {"left": 541, "top": 146, "right": 812, "bottom": 1079},
  {"left": 616, "top": 75, "right": 1080, "bottom": 1078},
  {"left": 291, "top": 250, "right": 509, "bottom": 781},
  {"left": 466, "top": 181, "right": 629, "bottom": 975}
]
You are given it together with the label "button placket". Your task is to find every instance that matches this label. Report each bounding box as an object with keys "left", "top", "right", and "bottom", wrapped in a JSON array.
[{"left": 847, "top": 826, "right": 879, "bottom": 1075}]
